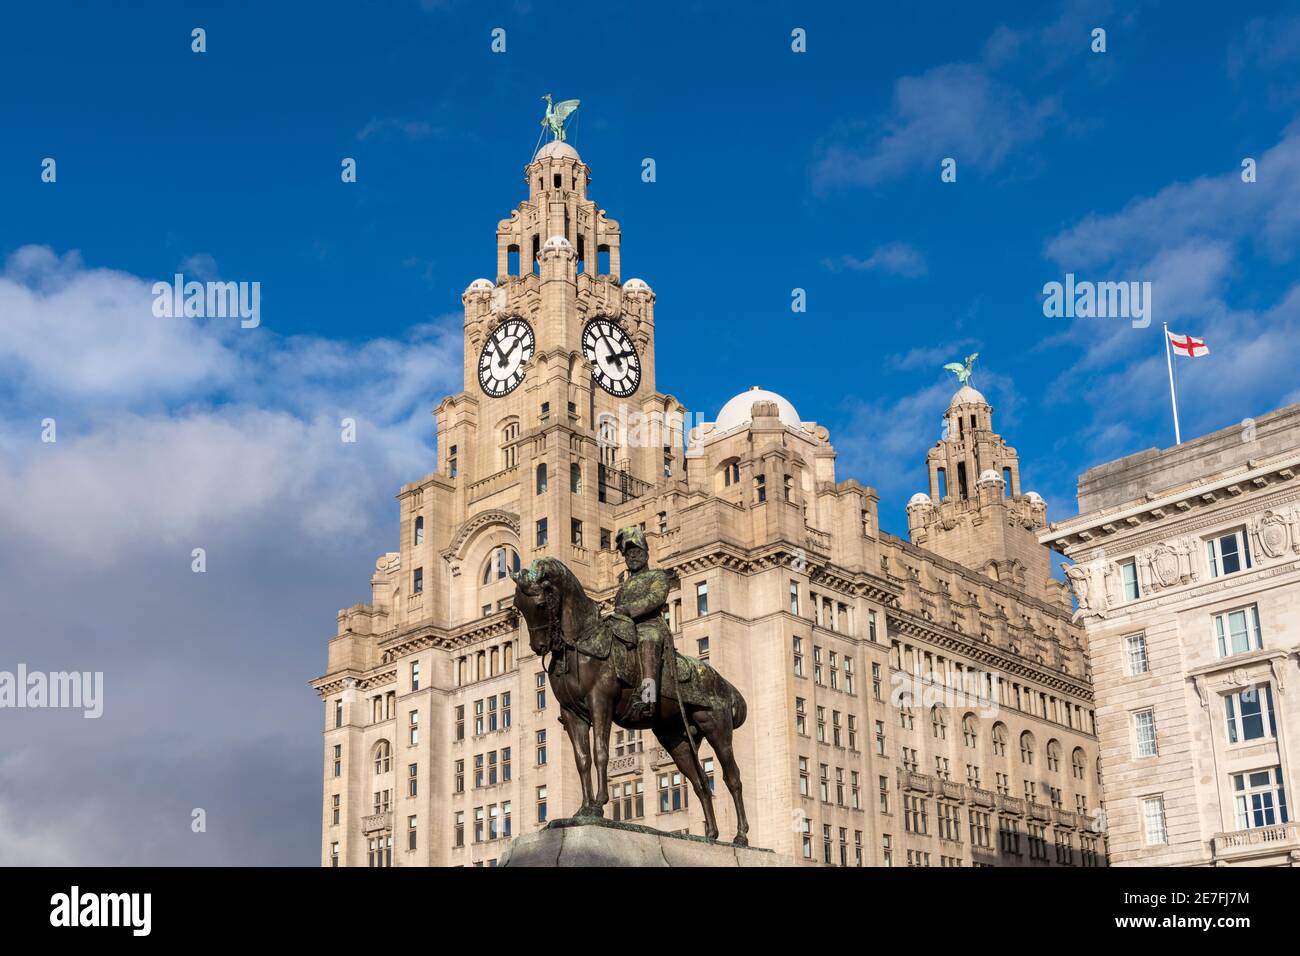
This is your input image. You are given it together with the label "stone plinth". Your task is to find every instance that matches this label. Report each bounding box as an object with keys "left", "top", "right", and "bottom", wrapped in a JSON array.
[{"left": 499, "top": 817, "right": 789, "bottom": 867}]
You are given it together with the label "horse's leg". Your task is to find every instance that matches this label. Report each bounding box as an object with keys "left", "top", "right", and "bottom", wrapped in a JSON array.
[
  {"left": 588, "top": 679, "right": 616, "bottom": 816},
  {"left": 655, "top": 718, "right": 718, "bottom": 841},
  {"left": 561, "top": 708, "right": 596, "bottom": 816},
  {"left": 696, "top": 707, "right": 749, "bottom": 847}
]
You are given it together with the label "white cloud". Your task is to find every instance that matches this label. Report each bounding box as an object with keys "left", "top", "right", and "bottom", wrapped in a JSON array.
[
  {"left": 824, "top": 242, "right": 928, "bottom": 278},
  {"left": 0, "top": 247, "right": 464, "bottom": 863}
]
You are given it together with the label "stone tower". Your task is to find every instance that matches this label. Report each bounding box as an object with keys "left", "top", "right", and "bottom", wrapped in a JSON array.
[{"left": 905, "top": 383, "right": 1062, "bottom": 605}]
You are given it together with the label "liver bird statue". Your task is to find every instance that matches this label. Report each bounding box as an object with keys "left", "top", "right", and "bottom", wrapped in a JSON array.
[
  {"left": 943, "top": 352, "right": 979, "bottom": 386},
  {"left": 541, "top": 94, "right": 580, "bottom": 142}
]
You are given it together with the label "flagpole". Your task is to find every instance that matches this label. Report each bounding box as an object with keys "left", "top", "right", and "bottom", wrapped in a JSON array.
[{"left": 1163, "top": 321, "right": 1182, "bottom": 445}]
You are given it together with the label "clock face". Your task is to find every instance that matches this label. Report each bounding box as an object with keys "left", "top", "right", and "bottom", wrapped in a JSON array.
[
  {"left": 477, "top": 318, "right": 535, "bottom": 397},
  {"left": 582, "top": 318, "right": 641, "bottom": 397}
]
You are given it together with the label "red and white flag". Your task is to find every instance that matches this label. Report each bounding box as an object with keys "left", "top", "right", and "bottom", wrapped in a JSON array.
[{"left": 1166, "top": 329, "right": 1210, "bottom": 358}]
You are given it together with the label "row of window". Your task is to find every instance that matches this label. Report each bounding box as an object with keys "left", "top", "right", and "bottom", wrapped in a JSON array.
[
  {"left": 791, "top": 638, "right": 857, "bottom": 694},
  {"left": 1142, "top": 766, "right": 1289, "bottom": 845},
  {"left": 1124, "top": 605, "right": 1264, "bottom": 677},
  {"left": 1130, "top": 680, "right": 1278, "bottom": 761},
  {"left": 1115, "top": 528, "right": 1255, "bottom": 604}
]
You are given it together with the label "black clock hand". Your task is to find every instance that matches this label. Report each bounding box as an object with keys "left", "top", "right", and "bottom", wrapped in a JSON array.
[{"left": 496, "top": 335, "right": 520, "bottom": 369}]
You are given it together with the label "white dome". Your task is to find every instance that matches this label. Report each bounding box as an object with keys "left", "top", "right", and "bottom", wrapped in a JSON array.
[
  {"left": 542, "top": 235, "right": 572, "bottom": 251},
  {"left": 714, "top": 386, "right": 803, "bottom": 433},
  {"left": 1024, "top": 491, "right": 1045, "bottom": 505},
  {"left": 464, "top": 278, "right": 494, "bottom": 294},
  {"left": 908, "top": 492, "right": 932, "bottom": 507},
  {"left": 534, "top": 141, "right": 581, "bottom": 162},
  {"left": 949, "top": 384, "right": 988, "bottom": 408},
  {"left": 978, "top": 469, "right": 1002, "bottom": 484},
  {"left": 623, "top": 278, "right": 652, "bottom": 294}
]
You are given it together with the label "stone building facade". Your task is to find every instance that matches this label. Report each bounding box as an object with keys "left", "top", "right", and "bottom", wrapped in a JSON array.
[
  {"left": 310, "top": 140, "right": 1108, "bottom": 867},
  {"left": 1045, "top": 405, "right": 1300, "bottom": 866}
]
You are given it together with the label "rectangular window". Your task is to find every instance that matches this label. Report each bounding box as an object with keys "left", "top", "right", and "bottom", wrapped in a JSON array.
[
  {"left": 600, "top": 528, "right": 611, "bottom": 550},
  {"left": 792, "top": 636, "right": 804, "bottom": 677},
  {"left": 537, "top": 786, "right": 548, "bottom": 823},
  {"left": 455, "top": 704, "right": 465, "bottom": 741},
  {"left": 1232, "top": 767, "right": 1289, "bottom": 830},
  {"left": 868, "top": 609, "right": 878, "bottom": 643},
  {"left": 571, "top": 518, "right": 583, "bottom": 547},
  {"left": 1134, "top": 709, "right": 1158, "bottom": 757},
  {"left": 536, "top": 518, "right": 548, "bottom": 547},
  {"left": 454, "top": 811, "right": 464, "bottom": 848},
  {"left": 697, "top": 637, "right": 710, "bottom": 658},
  {"left": 1124, "top": 633, "right": 1149, "bottom": 675},
  {"left": 448, "top": 445, "right": 458, "bottom": 479},
  {"left": 795, "top": 697, "right": 807, "bottom": 735},
  {"left": 331, "top": 793, "right": 340, "bottom": 825},
  {"left": 1207, "top": 528, "right": 1252, "bottom": 578},
  {"left": 536, "top": 729, "right": 547, "bottom": 766},
  {"left": 696, "top": 581, "right": 709, "bottom": 615},
  {"left": 334, "top": 699, "right": 343, "bottom": 728},
  {"left": 878, "top": 775, "right": 889, "bottom": 814},
  {"left": 789, "top": 580, "right": 799, "bottom": 615},
  {"left": 407, "top": 763, "right": 418, "bottom": 797},
  {"left": 1215, "top": 605, "right": 1263, "bottom": 658},
  {"left": 408, "top": 710, "right": 419, "bottom": 746},
  {"left": 1120, "top": 559, "right": 1139, "bottom": 601},
  {"left": 1142, "top": 795, "right": 1168, "bottom": 845},
  {"left": 1226, "top": 685, "right": 1277, "bottom": 744},
  {"left": 536, "top": 672, "right": 547, "bottom": 710},
  {"left": 412, "top": 567, "right": 424, "bottom": 594},
  {"left": 333, "top": 744, "right": 341, "bottom": 778},
  {"left": 407, "top": 815, "right": 418, "bottom": 851},
  {"left": 454, "top": 758, "right": 464, "bottom": 793},
  {"left": 410, "top": 661, "right": 421, "bottom": 691}
]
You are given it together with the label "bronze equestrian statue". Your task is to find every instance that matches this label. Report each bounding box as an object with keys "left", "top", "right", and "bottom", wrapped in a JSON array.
[{"left": 511, "top": 527, "right": 750, "bottom": 846}]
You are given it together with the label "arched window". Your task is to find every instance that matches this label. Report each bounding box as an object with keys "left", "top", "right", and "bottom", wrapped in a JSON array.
[
  {"left": 992, "top": 722, "right": 1008, "bottom": 757},
  {"left": 501, "top": 421, "right": 520, "bottom": 470},
  {"left": 536, "top": 463, "right": 547, "bottom": 495},
  {"left": 1047, "top": 739, "right": 1062, "bottom": 773},
  {"left": 720, "top": 458, "right": 741, "bottom": 488},
  {"left": 1072, "top": 748, "right": 1087, "bottom": 780},
  {"left": 598, "top": 417, "right": 618, "bottom": 466},
  {"left": 373, "top": 740, "right": 392, "bottom": 775},
  {"left": 931, "top": 706, "right": 947, "bottom": 740},
  {"left": 570, "top": 462, "right": 581, "bottom": 493},
  {"left": 962, "top": 713, "right": 978, "bottom": 748},
  {"left": 483, "top": 546, "right": 521, "bottom": 584},
  {"left": 1020, "top": 731, "right": 1035, "bottom": 765},
  {"left": 413, "top": 515, "right": 424, "bottom": 546}
]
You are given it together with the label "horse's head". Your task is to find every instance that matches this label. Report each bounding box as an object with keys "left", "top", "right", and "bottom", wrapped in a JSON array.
[{"left": 511, "top": 558, "right": 567, "bottom": 654}]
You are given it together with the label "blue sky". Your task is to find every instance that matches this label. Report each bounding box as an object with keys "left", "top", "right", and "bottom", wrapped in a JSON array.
[{"left": 2, "top": 0, "right": 1299, "bottom": 863}]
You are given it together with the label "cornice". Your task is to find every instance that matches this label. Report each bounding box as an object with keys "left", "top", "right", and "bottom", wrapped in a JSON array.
[
  {"left": 1046, "top": 454, "right": 1300, "bottom": 551},
  {"left": 887, "top": 608, "right": 1094, "bottom": 699}
]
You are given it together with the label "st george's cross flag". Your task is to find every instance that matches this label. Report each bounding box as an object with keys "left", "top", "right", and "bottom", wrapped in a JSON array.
[{"left": 1166, "top": 329, "right": 1210, "bottom": 357}]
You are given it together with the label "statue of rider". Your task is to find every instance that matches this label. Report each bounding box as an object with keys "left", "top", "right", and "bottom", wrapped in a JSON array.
[{"left": 613, "top": 527, "right": 672, "bottom": 719}]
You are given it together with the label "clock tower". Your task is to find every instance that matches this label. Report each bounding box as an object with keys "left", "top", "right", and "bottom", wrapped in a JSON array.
[{"left": 422, "top": 138, "right": 686, "bottom": 623}]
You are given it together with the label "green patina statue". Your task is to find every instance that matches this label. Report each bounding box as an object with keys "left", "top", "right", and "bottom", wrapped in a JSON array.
[
  {"left": 540, "top": 93, "right": 580, "bottom": 142},
  {"left": 512, "top": 528, "right": 750, "bottom": 845},
  {"left": 943, "top": 351, "right": 979, "bottom": 386},
  {"left": 613, "top": 526, "right": 671, "bottom": 719}
]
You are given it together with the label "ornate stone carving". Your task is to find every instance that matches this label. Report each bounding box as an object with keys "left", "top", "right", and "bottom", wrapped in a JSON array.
[{"left": 1250, "top": 510, "right": 1292, "bottom": 560}]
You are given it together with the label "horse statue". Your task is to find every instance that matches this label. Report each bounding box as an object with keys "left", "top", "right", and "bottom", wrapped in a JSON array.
[{"left": 511, "top": 553, "right": 750, "bottom": 846}]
